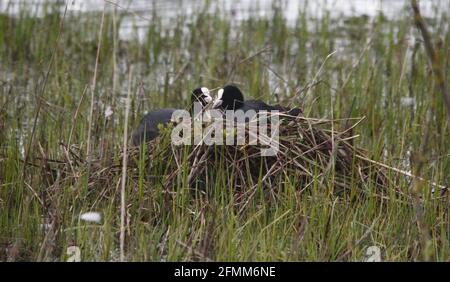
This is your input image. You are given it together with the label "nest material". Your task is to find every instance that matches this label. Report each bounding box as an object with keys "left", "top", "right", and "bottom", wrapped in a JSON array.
[
  {"left": 49, "top": 113, "right": 392, "bottom": 206},
  {"left": 122, "top": 113, "right": 389, "bottom": 196}
]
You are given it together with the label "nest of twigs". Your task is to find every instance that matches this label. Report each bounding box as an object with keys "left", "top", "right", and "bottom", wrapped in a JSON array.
[
  {"left": 23, "top": 110, "right": 449, "bottom": 217},
  {"left": 86, "top": 113, "right": 389, "bottom": 199}
]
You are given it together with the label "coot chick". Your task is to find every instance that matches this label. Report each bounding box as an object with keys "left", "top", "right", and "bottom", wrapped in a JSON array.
[
  {"left": 212, "top": 85, "right": 301, "bottom": 116},
  {"left": 132, "top": 87, "right": 212, "bottom": 146}
]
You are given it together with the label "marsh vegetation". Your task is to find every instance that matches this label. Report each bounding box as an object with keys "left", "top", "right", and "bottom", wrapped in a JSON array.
[{"left": 0, "top": 0, "right": 449, "bottom": 261}]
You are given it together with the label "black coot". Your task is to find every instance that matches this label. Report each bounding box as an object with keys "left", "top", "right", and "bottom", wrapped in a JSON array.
[
  {"left": 212, "top": 85, "right": 301, "bottom": 116},
  {"left": 132, "top": 87, "right": 212, "bottom": 146}
]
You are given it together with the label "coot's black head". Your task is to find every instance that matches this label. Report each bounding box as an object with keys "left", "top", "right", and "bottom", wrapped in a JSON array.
[
  {"left": 213, "top": 85, "right": 244, "bottom": 110},
  {"left": 191, "top": 87, "right": 212, "bottom": 107}
]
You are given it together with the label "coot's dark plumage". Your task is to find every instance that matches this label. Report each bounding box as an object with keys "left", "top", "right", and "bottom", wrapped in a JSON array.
[
  {"left": 212, "top": 85, "right": 301, "bottom": 116},
  {"left": 132, "top": 87, "right": 211, "bottom": 146},
  {"left": 131, "top": 108, "right": 177, "bottom": 145}
]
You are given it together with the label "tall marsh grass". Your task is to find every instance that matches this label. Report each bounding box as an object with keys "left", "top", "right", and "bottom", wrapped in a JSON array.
[{"left": 0, "top": 0, "right": 449, "bottom": 261}]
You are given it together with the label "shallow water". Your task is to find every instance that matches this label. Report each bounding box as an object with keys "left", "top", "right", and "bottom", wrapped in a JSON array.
[
  {"left": 1, "top": 0, "right": 446, "bottom": 18},
  {"left": 0, "top": 0, "right": 447, "bottom": 39}
]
